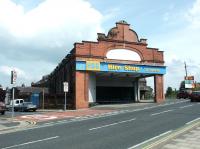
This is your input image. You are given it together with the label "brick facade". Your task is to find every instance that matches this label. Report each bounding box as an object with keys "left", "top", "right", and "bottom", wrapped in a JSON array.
[{"left": 33, "top": 21, "right": 165, "bottom": 109}]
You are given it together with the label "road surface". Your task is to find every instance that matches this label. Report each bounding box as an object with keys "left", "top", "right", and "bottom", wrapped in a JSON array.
[{"left": 0, "top": 100, "right": 200, "bottom": 149}]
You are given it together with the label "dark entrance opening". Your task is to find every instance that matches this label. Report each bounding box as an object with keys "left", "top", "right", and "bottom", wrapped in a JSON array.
[{"left": 96, "top": 86, "right": 134, "bottom": 103}]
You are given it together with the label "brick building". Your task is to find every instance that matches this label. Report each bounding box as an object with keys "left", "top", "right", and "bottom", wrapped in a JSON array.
[{"left": 33, "top": 21, "right": 166, "bottom": 109}]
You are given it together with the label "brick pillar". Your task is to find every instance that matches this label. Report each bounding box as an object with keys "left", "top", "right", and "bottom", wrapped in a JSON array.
[
  {"left": 154, "top": 75, "right": 165, "bottom": 103},
  {"left": 75, "top": 71, "right": 89, "bottom": 109}
]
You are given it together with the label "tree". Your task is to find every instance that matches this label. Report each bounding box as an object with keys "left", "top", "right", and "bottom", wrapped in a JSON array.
[
  {"left": 145, "top": 86, "right": 153, "bottom": 99},
  {"left": 166, "top": 87, "right": 173, "bottom": 97},
  {"left": 193, "top": 82, "right": 200, "bottom": 91},
  {"left": 166, "top": 87, "right": 177, "bottom": 99}
]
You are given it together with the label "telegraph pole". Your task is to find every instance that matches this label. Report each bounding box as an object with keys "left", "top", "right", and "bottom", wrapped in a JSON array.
[{"left": 184, "top": 61, "right": 188, "bottom": 77}]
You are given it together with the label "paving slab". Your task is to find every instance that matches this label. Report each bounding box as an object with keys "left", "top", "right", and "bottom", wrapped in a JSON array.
[{"left": 158, "top": 125, "right": 200, "bottom": 149}]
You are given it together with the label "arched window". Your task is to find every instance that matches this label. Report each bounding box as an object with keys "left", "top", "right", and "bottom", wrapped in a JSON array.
[{"left": 106, "top": 49, "right": 141, "bottom": 61}]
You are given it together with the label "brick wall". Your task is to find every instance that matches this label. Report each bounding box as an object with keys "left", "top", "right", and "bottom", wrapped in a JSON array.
[
  {"left": 75, "top": 71, "right": 89, "bottom": 109},
  {"left": 38, "top": 21, "right": 165, "bottom": 109}
]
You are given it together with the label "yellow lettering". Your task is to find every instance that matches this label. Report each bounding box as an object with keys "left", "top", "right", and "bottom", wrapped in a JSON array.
[
  {"left": 86, "top": 61, "right": 100, "bottom": 71},
  {"left": 124, "top": 65, "right": 140, "bottom": 71},
  {"left": 108, "top": 64, "right": 121, "bottom": 70}
]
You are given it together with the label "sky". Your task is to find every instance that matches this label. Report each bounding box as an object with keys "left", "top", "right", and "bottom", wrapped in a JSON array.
[{"left": 0, "top": 0, "right": 200, "bottom": 91}]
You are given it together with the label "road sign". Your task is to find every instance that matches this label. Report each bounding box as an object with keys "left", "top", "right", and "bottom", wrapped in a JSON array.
[
  {"left": 185, "top": 76, "right": 194, "bottom": 80},
  {"left": 63, "top": 82, "right": 68, "bottom": 92},
  {"left": 184, "top": 76, "right": 194, "bottom": 89}
]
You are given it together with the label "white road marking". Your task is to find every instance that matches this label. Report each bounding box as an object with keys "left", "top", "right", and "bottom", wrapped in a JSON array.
[
  {"left": 179, "top": 105, "right": 193, "bottom": 109},
  {"left": 2, "top": 136, "right": 59, "bottom": 149},
  {"left": 186, "top": 117, "right": 200, "bottom": 125},
  {"left": 127, "top": 130, "right": 172, "bottom": 149},
  {"left": 2, "top": 100, "right": 188, "bottom": 134},
  {"left": 20, "top": 114, "right": 58, "bottom": 120},
  {"left": 151, "top": 109, "right": 174, "bottom": 116},
  {"left": 89, "top": 118, "right": 136, "bottom": 131}
]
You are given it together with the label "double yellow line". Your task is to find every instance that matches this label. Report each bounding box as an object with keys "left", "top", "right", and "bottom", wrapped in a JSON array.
[
  {"left": 26, "top": 120, "right": 37, "bottom": 126},
  {"left": 144, "top": 120, "right": 200, "bottom": 149}
]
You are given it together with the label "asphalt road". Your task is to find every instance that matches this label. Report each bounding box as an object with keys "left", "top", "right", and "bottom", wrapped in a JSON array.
[{"left": 0, "top": 100, "right": 200, "bottom": 149}]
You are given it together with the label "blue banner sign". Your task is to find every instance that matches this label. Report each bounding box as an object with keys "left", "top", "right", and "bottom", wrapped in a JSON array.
[{"left": 76, "top": 61, "right": 166, "bottom": 75}]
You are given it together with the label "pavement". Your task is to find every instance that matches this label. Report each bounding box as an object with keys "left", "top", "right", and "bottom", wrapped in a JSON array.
[
  {"left": 0, "top": 99, "right": 200, "bottom": 149},
  {"left": 138, "top": 117, "right": 200, "bottom": 149},
  {"left": 160, "top": 126, "right": 200, "bottom": 149}
]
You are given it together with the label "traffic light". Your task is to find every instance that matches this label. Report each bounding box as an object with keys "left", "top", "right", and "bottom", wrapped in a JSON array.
[{"left": 11, "top": 70, "right": 17, "bottom": 84}]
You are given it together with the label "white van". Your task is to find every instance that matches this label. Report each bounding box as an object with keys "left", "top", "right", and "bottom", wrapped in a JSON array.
[
  {"left": 7, "top": 99, "right": 37, "bottom": 112},
  {"left": 7, "top": 99, "right": 24, "bottom": 111}
]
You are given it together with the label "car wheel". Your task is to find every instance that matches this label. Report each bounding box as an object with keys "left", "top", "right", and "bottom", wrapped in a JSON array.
[{"left": 1, "top": 111, "right": 5, "bottom": 115}]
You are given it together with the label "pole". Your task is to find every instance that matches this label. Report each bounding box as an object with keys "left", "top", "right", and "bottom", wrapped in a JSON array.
[
  {"left": 42, "top": 88, "right": 44, "bottom": 109},
  {"left": 184, "top": 61, "right": 188, "bottom": 77},
  {"left": 64, "top": 92, "right": 66, "bottom": 111},
  {"left": 11, "top": 70, "right": 16, "bottom": 120},
  {"left": 63, "top": 82, "right": 68, "bottom": 111},
  {"left": 11, "top": 86, "right": 14, "bottom": 119}
]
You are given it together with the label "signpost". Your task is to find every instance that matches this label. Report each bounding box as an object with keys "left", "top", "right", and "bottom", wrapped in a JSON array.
[
  {"left": 63, "top": 82, "right": 68, "bottom": 111},
  {"left": 11, "top": 70, "right": 17, "bottom": 119},
  {"left": 184, "top": 76, "right": 194, "bottom": 89}
]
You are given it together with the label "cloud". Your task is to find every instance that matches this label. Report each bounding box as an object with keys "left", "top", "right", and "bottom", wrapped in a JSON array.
[
  {"left": 0, "top": 0, "right": 103, "bottom": 63},
  {"left": 0, "top": 65, "right": 30, "bottom": 87},
  {"left": 147, "top": 0, "right": 200, "bottom": 91},
  {"left": 186, "top": 0, "right": 200, "bottom": 28},
  {"left": 0, "top": 65, "right": 36, "bottom": 81},
  {"left": 0, "top": 0, "right": 103, "bottom": 87},
  {"left": 165, "top": 59, "right": 200, "bottom": 89}
]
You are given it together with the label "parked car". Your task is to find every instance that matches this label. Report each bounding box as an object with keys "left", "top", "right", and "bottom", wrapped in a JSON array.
[
  {"left": 0, "top": 101, "right": 6, "bottom": 115},
  {"left": 6, "top": 99, "right": 37, "bottom": 112},
  {"left": 20, "top": 102, "right": 37, "bottom": 112},
  {"left": 190, "top": 91, "right": 200, "bottom": 102},
  {"left": 177, "top": 91, "right": 190, "bottom": 99}
]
